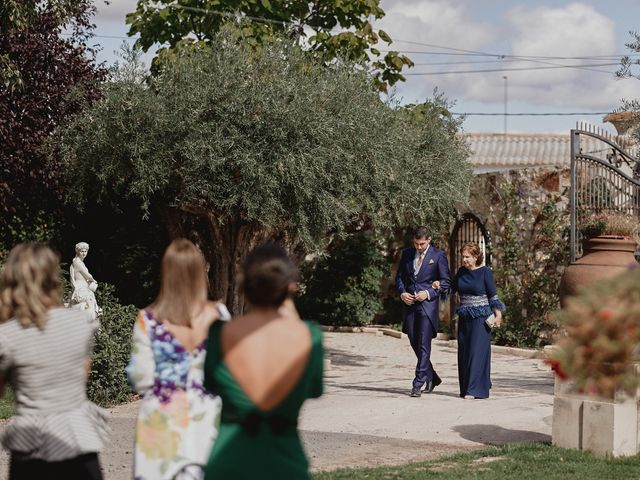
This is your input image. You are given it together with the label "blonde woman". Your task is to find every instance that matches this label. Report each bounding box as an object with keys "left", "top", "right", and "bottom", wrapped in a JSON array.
[
  {"left": 0, "top": 244, "right": 108, "bottom": 479},
  {"left": 126, "top": 239, "right": 225, "bottom": 480}
]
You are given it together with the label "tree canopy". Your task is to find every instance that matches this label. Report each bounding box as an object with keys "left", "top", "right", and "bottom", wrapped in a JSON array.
[
  {"left": 125, "top": 0, "right": 413, "bottom": 92},
  {"left": 56, "top": 29, "right": 471, "bottom": 311}
]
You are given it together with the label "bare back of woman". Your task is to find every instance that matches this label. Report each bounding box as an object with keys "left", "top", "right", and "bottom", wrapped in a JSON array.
[
  {"left": 221, "top": 299, "right": 312, "bottom": 412},
  {"left": 159, "top": 301, "right": 221, "bottom": 353}
]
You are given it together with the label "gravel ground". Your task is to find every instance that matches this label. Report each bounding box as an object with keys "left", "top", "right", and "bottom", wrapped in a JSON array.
[{"left": 0, "top": 331, "right": 555, "bottom": 479}]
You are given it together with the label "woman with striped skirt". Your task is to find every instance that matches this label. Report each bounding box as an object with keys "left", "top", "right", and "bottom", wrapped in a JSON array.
[{"left": 0, "top": 244, "right": 108, "bottom": 479}]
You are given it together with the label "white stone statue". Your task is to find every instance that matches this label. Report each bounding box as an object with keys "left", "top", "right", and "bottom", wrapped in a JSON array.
[{"left": 69, "top": 242, "right": 102, "bottom": 321}]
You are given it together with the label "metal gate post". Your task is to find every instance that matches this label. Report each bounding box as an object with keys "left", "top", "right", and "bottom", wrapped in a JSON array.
[{"left": 570, "top": 129, "right": 579, "bottom": 263}]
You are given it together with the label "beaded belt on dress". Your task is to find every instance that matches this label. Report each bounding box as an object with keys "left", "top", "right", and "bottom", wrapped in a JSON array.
[{"left": 459, "top": 294, "right": 489, "bottom": 307}]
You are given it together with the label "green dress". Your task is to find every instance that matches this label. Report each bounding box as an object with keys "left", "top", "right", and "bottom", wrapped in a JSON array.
[{"left": 203, "top": 320, "right": 323, "bottom": 479}]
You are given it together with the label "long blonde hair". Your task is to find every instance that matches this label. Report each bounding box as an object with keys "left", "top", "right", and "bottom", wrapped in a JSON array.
[
  {"left": 0, "top": 244, "right": 62, "bottom": 328},
  {"left": 151, "top": 239, "right": 208, "bottom": 326}
]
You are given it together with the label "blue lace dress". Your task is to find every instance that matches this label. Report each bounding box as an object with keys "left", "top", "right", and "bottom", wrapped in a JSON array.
[{"left": 453, "top": 266, "right": 505, "bottom": 399}]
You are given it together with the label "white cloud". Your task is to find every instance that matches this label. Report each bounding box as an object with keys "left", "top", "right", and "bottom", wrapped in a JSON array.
[
  {"left": 94, "top": 0, "right": 137, "bottom": 23},
  {"left": 379, "top": 0, "right": 494, "bottom": 44},
  {"left": 377, "top": 0, "right": 496, "bottom": 102},
  {"left": 377, "top": 1, "right": 629, "bottom": 115},
  {"left": 434, "top": 3, "right": 621, "bottom": 109},
  {"left": 499, "top": 3, "right": 617, "bottom": 106}
]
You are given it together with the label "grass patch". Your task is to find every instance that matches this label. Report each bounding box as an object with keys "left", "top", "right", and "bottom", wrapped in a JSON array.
[
  {"left": 312, "top": 442, "right": 640, "bottom": 479},
  {"left": 0, "top": 386, "right": 15, "bottom": 420}
]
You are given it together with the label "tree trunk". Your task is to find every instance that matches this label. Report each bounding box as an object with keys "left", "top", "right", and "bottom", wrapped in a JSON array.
[
  {"left": 206, "top": 218, "right": 276, "bottom": 314},
  {"left": 163, "top": 203, "right": 308, "bottom": 316},
  {"left": 173, "top": 204, "right": 277, "bottom": 315}
]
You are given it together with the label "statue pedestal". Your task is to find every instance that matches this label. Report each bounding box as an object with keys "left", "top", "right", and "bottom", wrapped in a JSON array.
[{"left": 553, "top": 376, "right": 640, "bottom": 456}]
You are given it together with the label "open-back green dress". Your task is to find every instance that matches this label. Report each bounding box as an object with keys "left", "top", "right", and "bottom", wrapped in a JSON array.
[{"left": 203, "top": 320, "right": 323, "bottom": 479}]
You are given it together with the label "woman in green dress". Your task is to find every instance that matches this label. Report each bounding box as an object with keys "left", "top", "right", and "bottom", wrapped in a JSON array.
[{"left": 203, "top": 244, "right": 323, "bottom": 479}]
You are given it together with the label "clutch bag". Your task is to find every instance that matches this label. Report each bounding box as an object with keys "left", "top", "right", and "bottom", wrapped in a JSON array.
[{"left": 485, "top": 313, "right": 497, "bottom": 329}]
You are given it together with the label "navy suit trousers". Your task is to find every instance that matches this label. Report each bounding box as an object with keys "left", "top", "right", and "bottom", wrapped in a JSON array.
[{"left": 404, "top": 308, "right": 436, "bottom": 389}]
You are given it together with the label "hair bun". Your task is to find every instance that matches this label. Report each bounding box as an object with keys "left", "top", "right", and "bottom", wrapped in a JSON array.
[{"left": 242, "top": 244, "right": 297, "bottom": 307}]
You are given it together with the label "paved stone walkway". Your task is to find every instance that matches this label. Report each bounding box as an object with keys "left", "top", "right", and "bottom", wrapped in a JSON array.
[{"left": 0, "top": 331, "right": 555, "bottom": 478}]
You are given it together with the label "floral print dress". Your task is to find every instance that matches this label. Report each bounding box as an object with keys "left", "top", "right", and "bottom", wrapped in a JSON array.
[{"left": 126, "top": 309, "right": 222, "bottom": 480}]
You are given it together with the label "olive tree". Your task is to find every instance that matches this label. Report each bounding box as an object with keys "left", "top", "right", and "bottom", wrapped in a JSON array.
[{"left": 56, "top": 30, "right": 471, "bottom": 312}]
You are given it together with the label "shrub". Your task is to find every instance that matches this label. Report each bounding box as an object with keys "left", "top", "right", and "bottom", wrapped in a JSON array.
[
  {"left": 298, "top": 234, "right": 390, "bottom": 326},
  {"left": 580, "top": 212, "right": 639, "bottom": 240},
  {"left": 491, "top": 192, "right": 568, "bottom": 348},
  {"left": 579, "top": 213, "right": 607, "bottom": 239},
  {"left": 86, "top": 283, "right": 137, "bottom": 406}
]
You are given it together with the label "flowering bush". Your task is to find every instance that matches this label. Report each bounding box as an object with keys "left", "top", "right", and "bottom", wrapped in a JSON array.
[
  {"left": 579, "top": 212, "right": 639, "bottom": 240},
  {"left": 547, "top": 267, "right": 640, "bottom": 398}
]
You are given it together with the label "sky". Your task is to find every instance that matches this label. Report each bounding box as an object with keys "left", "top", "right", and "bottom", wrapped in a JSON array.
[{"left": 91, "top": 0, "right": 640, "bottom": 134}]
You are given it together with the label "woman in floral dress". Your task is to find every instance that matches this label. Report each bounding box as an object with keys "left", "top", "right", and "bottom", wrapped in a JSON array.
[{"left": 127, "top": 239, "right": 225, "bottom": 480}]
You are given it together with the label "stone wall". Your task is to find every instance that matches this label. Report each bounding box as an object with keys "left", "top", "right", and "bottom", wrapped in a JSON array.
[
  {"left": 464, "top": 167, "right": 570, "bottom": 271},
  {"left": 445, "top": 167, "right": 571, "bottom": 346}
]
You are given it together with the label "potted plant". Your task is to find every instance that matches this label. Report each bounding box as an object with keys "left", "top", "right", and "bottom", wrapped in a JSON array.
[
  {"left": 548, "top": 266, "right": 640, "bottom": 456},
  {"left": 559, "top": 212, "right": 639, "bottom": 305}
]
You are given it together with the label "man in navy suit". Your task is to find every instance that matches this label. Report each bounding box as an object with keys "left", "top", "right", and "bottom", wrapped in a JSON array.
[{"left": 396, "top": 226, "right": 451, "bottom": 397}]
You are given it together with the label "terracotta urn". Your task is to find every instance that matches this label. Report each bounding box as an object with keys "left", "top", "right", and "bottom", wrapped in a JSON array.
[{"left": 559, "top": 236, "right": 638, "bottom": 307}]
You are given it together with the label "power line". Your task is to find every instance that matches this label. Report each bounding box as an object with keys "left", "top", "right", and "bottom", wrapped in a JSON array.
[
  {"left": 411, "top": 58, "right": 616, "bottom": 74},
  {"left": 413, "top": 59, "right": 525, "bottom": 66},
  {"left": 380, "top": 50, "right": 489, "bottom": 56},
  {"left": 392, "top": 38, "right": 639, "bottom": 60},
  {"left": 391, "top": 39, "right": 624, "bottom": 74},
  {"left": 381, "top": 48, "right": 640, "bottom": 59},
  {"left": 411, "top": 58, "right": 623, "bottom": 67},
  {"left": 451, "top": 112, "right": 611, "bottom": 116},
  {"left": 393, "top": 38, "right": 498, "bottom": 58},
  {"left": 512, "top": 54, "right": 640, "bottom": 59},
  {"left": 405, "top": 62, "right": 619, "bottom": 75}
]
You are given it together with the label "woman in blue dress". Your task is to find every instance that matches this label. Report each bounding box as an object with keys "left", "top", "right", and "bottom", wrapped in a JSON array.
[{"left": 451, "top": 242, "right": 505, "bottom": 399}]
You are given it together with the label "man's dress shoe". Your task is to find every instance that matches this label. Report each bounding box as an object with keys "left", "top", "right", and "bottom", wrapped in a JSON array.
[
  {"left": 410, "top": 388, "right": 421, "bottom": 397},
  {"left": 424, "top": 374, "right": 442, "bottom": 393}
]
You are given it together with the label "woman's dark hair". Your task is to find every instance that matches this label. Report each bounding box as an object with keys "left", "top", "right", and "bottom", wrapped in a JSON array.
[{"left": 241, "top": 243, "right": 298, "bottom": 307}]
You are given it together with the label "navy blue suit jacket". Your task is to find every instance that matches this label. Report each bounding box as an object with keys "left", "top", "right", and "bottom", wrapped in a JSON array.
[{"left": 395, "top": 246, "right": 451, "bottom": 336}]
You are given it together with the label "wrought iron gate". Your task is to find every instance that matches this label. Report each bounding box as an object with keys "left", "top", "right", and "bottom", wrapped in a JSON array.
[
  {"left": 570, "top": 126, "right": 640, "bottom": 262},
  {"left": 449, "top": 212, "right": 492, "bottom": 270}
]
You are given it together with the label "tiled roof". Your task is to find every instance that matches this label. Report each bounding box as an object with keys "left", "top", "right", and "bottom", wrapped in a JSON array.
[
  {"left": 462, "top": 132, "right": 637, "bottom": 172},
  {"left": 463, "top": 133, "right": 569, "bottom": 169}
]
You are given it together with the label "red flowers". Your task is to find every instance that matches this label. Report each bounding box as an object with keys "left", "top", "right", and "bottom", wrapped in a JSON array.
[
  {"left": 596, "top": 308, "right": 616, "bottom": 322},
  {"left": 545, "top": 358, "right": 568, "bottom": 380},
  {"left": 549, "top": 268, "right": 640, "bottom": 399}
]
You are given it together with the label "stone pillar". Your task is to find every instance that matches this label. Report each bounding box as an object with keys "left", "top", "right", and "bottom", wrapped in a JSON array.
[{"left": 552, "top": 375, "right": 640, "bottom": 457}]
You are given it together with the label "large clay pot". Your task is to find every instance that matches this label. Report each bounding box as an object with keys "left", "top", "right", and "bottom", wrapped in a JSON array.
[{"left": 559, "top": 236, "right": 638, "bottom": 307}]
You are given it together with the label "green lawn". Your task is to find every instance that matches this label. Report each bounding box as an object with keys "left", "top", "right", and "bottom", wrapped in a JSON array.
[
  {"left": 312, "top": 443, "right": 640, "bottom": 480},
  {"left": 0, "top": 387, "right": 15, "bottom": 419}
]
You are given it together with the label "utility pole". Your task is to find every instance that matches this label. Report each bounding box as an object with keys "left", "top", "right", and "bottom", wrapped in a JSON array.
[{"left": 503, "top": 75, "right": 508, "bottom": 135}]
